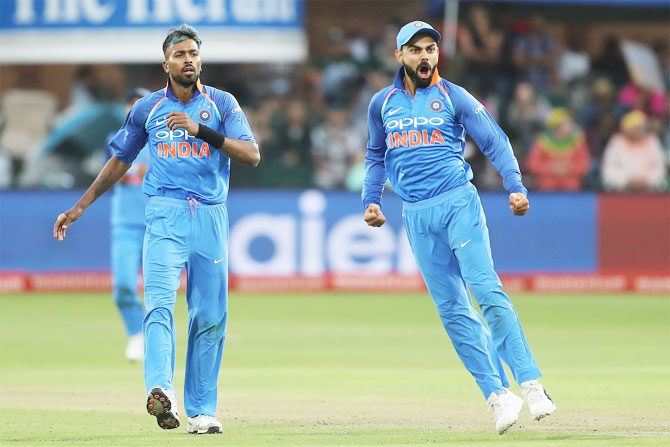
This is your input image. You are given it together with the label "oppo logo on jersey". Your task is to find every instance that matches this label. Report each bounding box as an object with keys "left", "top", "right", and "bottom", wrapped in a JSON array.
[
  {"left": 386, "top": 116, "right": 445, "bottom": 130},
  {"left": 155, "top": 129, "right": 195, "bottom": 140},
  {"left": 385, "top": 116, "right": 446, "bottom": 149}
]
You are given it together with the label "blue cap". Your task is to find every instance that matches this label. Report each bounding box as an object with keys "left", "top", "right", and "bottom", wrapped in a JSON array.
[
  {"left": 396, "top": 21, "right": 441, "bottom": 50},
  {"left": 125, "top": 88, "right": 151, "bottom": 103}
]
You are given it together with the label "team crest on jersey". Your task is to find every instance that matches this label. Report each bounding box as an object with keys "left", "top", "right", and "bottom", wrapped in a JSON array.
[
  {"left": 429, "top": 99, "right": 444, "bottom": 113},
  {"left": 198, "top": 109, "right": 212, "bottom": 123}
]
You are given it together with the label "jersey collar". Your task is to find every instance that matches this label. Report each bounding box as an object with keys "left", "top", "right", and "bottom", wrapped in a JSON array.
[
  {"left": 394, "top": 66, "right": 442, "bottom": 90},
  {"left": 164, "top": 78, "right": 205, "bottom": 102}
]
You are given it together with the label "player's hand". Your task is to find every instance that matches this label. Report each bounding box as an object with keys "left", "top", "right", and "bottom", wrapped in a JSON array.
[
  {"left": 53, "top": 207, "right": 84, "bottom": 241},
  {"left": 364, "top": 204, "right": 386, "bottom": 227},
  {"left": 509, "top": 192, "right": 529, "bottom": 216},
  {"left": 165, "top": 112, "right": 199, "bottom": 136}
]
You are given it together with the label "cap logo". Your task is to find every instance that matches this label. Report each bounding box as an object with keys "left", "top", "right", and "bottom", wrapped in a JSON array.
[
  {"left": 430, "top": 99, "right": 444, "bottom": 113},
  {"left": 198, "top": 109, "right": 212, "bottom": 122},
  {"left": 414, "top": 21, "right": 425, "bottom": 28}
]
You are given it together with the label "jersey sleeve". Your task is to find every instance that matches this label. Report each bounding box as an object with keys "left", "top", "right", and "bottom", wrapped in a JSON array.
[
  {"left": 108, "top": 97, "right": 151, "bottom": 165},
  {"left": 210, "top": 90, "right": 256, "bottom": 144},
  {"left": 449, "top": 83, "right": 528, "bottom": 196},
  {"left": 362, "top": 89, "right": 389, "bottom": 208},
  {"left": 103, "top": 132, "right": 115, "bottom": 163}
]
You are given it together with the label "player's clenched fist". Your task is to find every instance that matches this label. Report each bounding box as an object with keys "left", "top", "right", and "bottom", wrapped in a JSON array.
[
  {"left": 165, "top": 111, "right": 199, "bottom": 135},
  {"left": 364, "top": 203, "right": 386, "bottom": 227},
  {"left": 509, "top": 192, "right": 530, "bottom": 216}
]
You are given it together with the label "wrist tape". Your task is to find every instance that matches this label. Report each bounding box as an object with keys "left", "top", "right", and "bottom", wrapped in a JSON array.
[{"left": 196, "top": 125, "right": 225, "bottom": 149}]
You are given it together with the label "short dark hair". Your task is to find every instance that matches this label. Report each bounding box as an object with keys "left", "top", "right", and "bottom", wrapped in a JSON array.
[{"left": 162, "top": 24, "right": 202, "bottom": 57}]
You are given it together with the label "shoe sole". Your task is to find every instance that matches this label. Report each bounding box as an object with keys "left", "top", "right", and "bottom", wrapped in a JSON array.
[
  {"left": 531, "top": 390, "right": 556, "bottom": 421},
  {"left": 498, "top": 419, "right": 518, "bottom": 435},
  {"left": 498, "top": 397, "right": 523, "bottom": 435},
  {"left": 188, "top": 426, "right": 223, "bottom": 434},
  {"left": 146, "top": 387, "right": 180, "bottom": 430},
  {"left": 532, "top": 403, "right": 557, "bottom": 421}
]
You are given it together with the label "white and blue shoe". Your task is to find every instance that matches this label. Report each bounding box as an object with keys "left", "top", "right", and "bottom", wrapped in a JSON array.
[
  {"left": 487, "top": 389, "right": 524, "bottom": 435},
  {"left": 522, "top": 380, "right": 556, "bottom": 420},
  {"left": 187, "top": 414, "right": 222, "bottom": 434}
]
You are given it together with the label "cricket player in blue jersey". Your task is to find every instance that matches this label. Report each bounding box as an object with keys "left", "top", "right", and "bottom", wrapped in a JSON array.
[
  {"left": 105, "top": 88, "right": 151, "bottom": 363},
  {"left": 362, "top": 21, "right": 556, "bottom": 435},
  {"left": 54, "top": 24, "right": 260, "bottom": 434}
]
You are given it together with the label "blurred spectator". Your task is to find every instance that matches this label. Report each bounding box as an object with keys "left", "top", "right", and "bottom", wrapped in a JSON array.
[
  {"left": 373, "top": 23, "right": 406, "bottom": 76},
  {"left": 506, "top": 81, "right": 552, "bottom": 160},
  {"left": 313, "top": 27, "right": 362, "bottom": 108},
  {"left": 491, "top": 5, "right": 521, "bottom": 114},
  {"left": 512, "top": 13, "right": 557, "bottom": 94},
  {"left": 601, "top": 110, "right": 667, "bottom": 192},
  {"left": 526, "top": 107, "right": 591, "bottom": 191},
  {"left": 457, "top": 4, "right": 503, "bottom": 98},
  {"left": 618, "top": 81, "right": 668, "bottom": 119},
  {"left": 262, "top": 100, "right": 313, "bottom": 187},
  {"left": 557, "top": 31, "right": 590, "bottom": 86},
  {"left": 579, "top": 78, "right": 620, "bottom": 187},
  {"left": 591, "top": 36, "right": 629, "bottom": 87},
  {"left": 557, "top": 28, "right": 591, "bottom": 111},
  {"left": 345, "top": 152, "right": 366, "bottom": 192},
  {"left": 0, "top": 89, "right": 57, "bottom": 187},
  {"left": 69, "top": 66, "right": 101, "bottom": 109},
  {"left": 651, "top": 40, "right": 670, "bottom": 92},
  {"left": 310, "top": 109, "right": 363, "bottom": 189}
]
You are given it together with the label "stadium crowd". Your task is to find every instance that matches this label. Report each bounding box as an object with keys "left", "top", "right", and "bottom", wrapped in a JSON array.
[{"left": 1, "top": 4, "right": 668, "bottom": 193}]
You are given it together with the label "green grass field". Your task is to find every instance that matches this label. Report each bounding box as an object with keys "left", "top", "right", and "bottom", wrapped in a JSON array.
[{"left": 1, "top": 292, "right": 668, "bottom": 446}]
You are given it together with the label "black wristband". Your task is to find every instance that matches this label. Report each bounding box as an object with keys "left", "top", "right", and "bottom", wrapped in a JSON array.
[{"left": 196, "top": 124, "right": 226, "bottom": 149}]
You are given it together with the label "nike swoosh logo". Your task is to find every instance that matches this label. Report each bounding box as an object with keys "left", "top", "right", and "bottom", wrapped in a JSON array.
[
  {"left": 460, "top": 239, "right": 472, "bottom": 248},
  {"left": 388, "top": 107, "right": 403, "bottom": 116},
  {"left": 155, "top": 119, "right": 167, "bottom": 126},
  {"left": 214, "top": 258, "right": 224, "bottom": 264}
]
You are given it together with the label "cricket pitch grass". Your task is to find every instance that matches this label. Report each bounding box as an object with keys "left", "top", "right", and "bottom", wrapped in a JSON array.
[{"left": 1, "top": 292, "right": 668, "bottom": 446}]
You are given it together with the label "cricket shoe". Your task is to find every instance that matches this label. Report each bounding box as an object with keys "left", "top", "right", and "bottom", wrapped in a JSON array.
[
  {"left": 124, "top": 333, "right": 144, "bottom": 362},
  {"left": 146, "top": 387, "right": 180, "bottom": 430},
  {"left": 487, "top": 389, "right": 524, "bottom": 435},
  {"left": 187, "top": 414, "right": 223, "bottom": 434},
  {"left": 521, "top": 380, "right": 556, "bottom": 420}
]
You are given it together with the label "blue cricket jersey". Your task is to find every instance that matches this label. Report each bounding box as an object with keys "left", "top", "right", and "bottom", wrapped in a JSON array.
[
  {"left": 104, "top": 133, "right": 150, "bottom": 227},
  {"left": 362, "top": 68, "right": 527, "bottom": 207},
  {"left": 109, "top": 80, "right": 256, "bottom": 205}
]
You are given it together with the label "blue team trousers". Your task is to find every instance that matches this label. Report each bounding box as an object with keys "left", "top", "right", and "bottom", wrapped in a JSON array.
[
  {"left": 402, "top": 182, "right": 541, "bottom": 398},
  {"left": 142, "top": 196, "right": 229, "bottom": 418},
  {"left": 111, "top": 225, "right": 145, "bottom": 336}
]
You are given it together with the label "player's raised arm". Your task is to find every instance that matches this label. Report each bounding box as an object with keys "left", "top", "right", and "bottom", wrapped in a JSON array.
[
  {"left": 53, "top": 156, "right": 131, "bottom": 241},
  {"left": 450, "top": 84, "right": 530, "bottom": 216}
]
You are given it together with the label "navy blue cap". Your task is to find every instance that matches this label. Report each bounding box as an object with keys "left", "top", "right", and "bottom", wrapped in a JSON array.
[
  {"left": 125, "top": 88, "right": 151, "bottom": 103},
  {"left": 396, "top": 21, "right": 441, "bottom": 50}
]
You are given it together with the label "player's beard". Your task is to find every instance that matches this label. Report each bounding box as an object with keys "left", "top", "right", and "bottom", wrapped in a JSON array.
[
  {"left": 404, "top": 61, "right": 435, "bottom": 89},
  {"left": 172, "top": 69, "right": 199, "bottom": 88}
]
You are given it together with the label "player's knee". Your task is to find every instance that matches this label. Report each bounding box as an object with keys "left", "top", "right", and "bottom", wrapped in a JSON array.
[
  {"left": 194, "top": 313, "right": 227, "bottom": 341},
  {"left": 114, "top": 285, "right": 136, "bottom": 305},
  {"left": 144, "top": 306, "right": 173, "bottom": 325}
]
